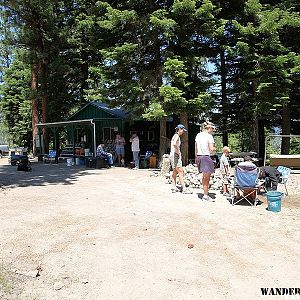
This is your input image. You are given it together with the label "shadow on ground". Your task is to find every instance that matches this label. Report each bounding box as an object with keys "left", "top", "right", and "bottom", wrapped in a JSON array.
[
  {"left": 197, "top": 192, "right": 217, "bottom": 200},
  {"left": 0, "top": 162, "right": 98, "bottom": 189}
]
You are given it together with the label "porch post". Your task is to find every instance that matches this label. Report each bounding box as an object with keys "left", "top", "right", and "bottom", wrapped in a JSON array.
[
  {"left": 93, "top": 121, "right": 96, "bottom": 157},
  {"left": 38, "top": 127, "right": 43, "bottom": 154},
  {"left": 72, "top": 125, "right": 75, "bottom": 156}
]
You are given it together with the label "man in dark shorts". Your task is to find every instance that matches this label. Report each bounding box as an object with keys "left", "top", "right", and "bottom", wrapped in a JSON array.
[
  {"left": 195, "top": 121, "right": 216, "bottom": 201},
  {"left": 259, "top": 166, "right": 281, "bottom": 191}
]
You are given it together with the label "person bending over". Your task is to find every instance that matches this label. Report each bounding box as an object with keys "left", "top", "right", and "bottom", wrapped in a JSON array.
[{"left": 259, "top": 166, "right": 281, "bottom": 191}]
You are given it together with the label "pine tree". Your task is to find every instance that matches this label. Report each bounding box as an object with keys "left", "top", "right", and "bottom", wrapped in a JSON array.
[{"left": 0, "top": 51, "right": 32, "bottom": 146}]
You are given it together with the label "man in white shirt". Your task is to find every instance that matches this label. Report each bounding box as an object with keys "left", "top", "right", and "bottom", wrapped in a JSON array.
[
  {"left": 130, "top": 132, "right": 140, "bottom": 169},
  {"left": 195, "top": 121, "right": 216, "bottom": 201}
]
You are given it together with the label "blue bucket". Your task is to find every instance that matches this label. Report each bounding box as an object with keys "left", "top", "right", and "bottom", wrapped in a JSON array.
[{"left": 267, "top": 191, "right": 282, "bottom": 212}]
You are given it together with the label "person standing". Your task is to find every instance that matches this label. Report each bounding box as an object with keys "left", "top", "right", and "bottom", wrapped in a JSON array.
[
  {"left": 130, "top": 132, "right": 140, "bottom": 169},
  {"left": 115, "top": 133, "right": 126, "bottom": 167},
  {"left": 220, "top": 146, "right": 231, "bottom": 197},
  {"left": 169, "top": 124, "right": 192, "bottom": 194},
  {"left": 195, "top": 121, "right": 216, "bottom": 201}
]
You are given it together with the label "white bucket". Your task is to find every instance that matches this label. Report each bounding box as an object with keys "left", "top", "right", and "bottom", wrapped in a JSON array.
[
  {"left": 66, "top": 158, "right": 73, "bottom": 166},
  {"left": 75, "top": 157, "right": 80, "bottom": 166},
  {"left": 85, "top": 149, "right": 90, "bottom": 156}
]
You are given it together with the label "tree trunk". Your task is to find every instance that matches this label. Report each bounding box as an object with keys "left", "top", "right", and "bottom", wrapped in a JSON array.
[
  {"left": 159, "top": 118, "right": 168, "bottom": 162},
  {"left": 31, "top": 65, "right": 39, "bottom": 156},
  {"left": 40, "top": 61, "right": 49, "bottom": 154},
  {"left": 281, "top": 103, "right": 291, "bottom": 154},
  {"left": 251, "top": 118, "right": 259, "bottom": 154},
  {"left": 180, "top": 112, "right": 188, "bottom": 165},
  {"left": 250, "top": 81, "right": 259, "bottom": 154},
  {"left": 258, "top": 119, "right": 265, "bottom": 166},
  {"left": 80, "top": 59, "right": 89, "bottom": 106},
  {"left": 149, "top": 0, "right": 165, "bottom": 164},
  {"left": 220, "top": 49, "right": 229, "bottom": 146}
]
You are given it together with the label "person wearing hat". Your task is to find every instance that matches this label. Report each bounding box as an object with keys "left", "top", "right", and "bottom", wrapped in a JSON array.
[
  {"left": 169, "top": 124, "right": 192, "bottom": 194},
  {"left": 220, "top": 146, "right": 231, "bottom": 197},
  {"left": 195, "top": 121, "right": 216, "bottom": 201}
]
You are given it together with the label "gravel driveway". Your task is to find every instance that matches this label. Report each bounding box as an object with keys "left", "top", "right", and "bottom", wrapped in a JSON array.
[{"left": 0, "top": 159, "right": 299, "bottom": 299}]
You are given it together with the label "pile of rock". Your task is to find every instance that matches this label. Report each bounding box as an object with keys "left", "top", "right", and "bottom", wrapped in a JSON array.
[
  {"left": 165, "top": 164, "right": 219, "bottom": 189},
  {"left": 183, "top": 164, "right": 202, "bottom": 188},
  {"left": 163, "top": 163, "right": 300, "bottom": 196},
  {"left": 164, "top": 163, "right": 223, "bottom": 190}
]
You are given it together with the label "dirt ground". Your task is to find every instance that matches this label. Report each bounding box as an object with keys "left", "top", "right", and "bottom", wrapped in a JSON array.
[{"left": 0, "top": 158, "right": 299, "bottom": 300}]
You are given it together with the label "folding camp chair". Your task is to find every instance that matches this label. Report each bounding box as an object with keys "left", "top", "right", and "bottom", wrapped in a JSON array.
[
  {"left": 229, "top": 165, "right": 264, "bottom": 206},
  {"left": 43, "top": 150, "right": 57, "bottom": 163},
  {"left": 277, "top": 166, "right": 291, "bottom": 196}
]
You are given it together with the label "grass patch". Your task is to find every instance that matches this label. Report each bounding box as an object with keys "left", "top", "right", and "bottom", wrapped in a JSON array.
[{"left": 0, "top": 269, "right": 13, "bottom": 294}]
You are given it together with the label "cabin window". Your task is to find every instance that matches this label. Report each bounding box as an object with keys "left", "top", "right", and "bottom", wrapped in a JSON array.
[
  {"left": 130, "top": 130, "right": 155, "bottom": 142},
  {"left": 103, "top": 127, "right": 115, "bottom": 142}
]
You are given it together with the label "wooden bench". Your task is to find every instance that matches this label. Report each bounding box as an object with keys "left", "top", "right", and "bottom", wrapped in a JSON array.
[{"left": 270, "top": 154, "right": 300, "bottom": 168}]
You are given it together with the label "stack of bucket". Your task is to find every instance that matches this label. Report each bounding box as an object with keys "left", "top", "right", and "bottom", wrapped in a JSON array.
[{"left": 266, "top": 191, "right": 283, "bottom": 212}]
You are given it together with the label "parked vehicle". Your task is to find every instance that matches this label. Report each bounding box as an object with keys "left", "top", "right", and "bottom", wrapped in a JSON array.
[
  {"left": 8, "top": 148, "right": 28, "bottom": 165},
  {"left": 0, "top": 145, "right": 9, "bottom": 157}
]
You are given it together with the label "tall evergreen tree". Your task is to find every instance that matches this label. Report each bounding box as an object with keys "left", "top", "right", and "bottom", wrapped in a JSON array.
[{"left": 0, "top": 51, "right": 32, "bottom": 146}]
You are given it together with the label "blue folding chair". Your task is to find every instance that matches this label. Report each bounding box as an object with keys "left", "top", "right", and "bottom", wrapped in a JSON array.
[
  {"left": 43, "top": 150, "right": 57, "bottom": 163},
  {"left": 277, "top": 166, "right": 291, "bottom": 196},
  {"left": 229, "top": 165, "right": 264, "bottom": 206}
]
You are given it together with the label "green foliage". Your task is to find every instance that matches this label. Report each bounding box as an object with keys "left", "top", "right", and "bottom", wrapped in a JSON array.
[
  {"left": 150, "top": 10, "right": 177, "bottom": 37},
  {"left": 265, "top": 135, "right": 300, "bottom": 156},
  {"left": 195, "top": 0, "right": 217, "bottom": 21},
  {"left": 142, "top": 102, "right": 167, "bottom": 120},
  {"left": 187, "top": 93, "right": 213, "bottom": 113},
  {"left": 159, "top": 55, "right": 212, "bottom": 117},
  {"left": 172, "top": 0, "right": 196, "bottom": 16},
  {"left": 290, "top": 138, "right": 300, "bottom": 154},
  {"left": 245, "top": 0, "right": 262, "bottom": 16},
  {"left": 164, "top": 58, "right": 188, "bottom": 86},
  {"left": 100, "top": 43, "right": 138, "bottom": 61},
  {"left": 98, "top": 6, "right": 137, "bottom": 31},
  {"left": 159, "top": 85, "right": 187, "bottom": 111},
  {"left": 224, "top": 0, "right": 300, "bottom": 139},
  {"left": 0, "top": 270, "right": 13, "bottom": 294},
  {"left": 0, "top": 0, "right": 300, "bottom": 152},
  {"left": 0, "top": 51, "right": 32, "bottom": 146}
]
